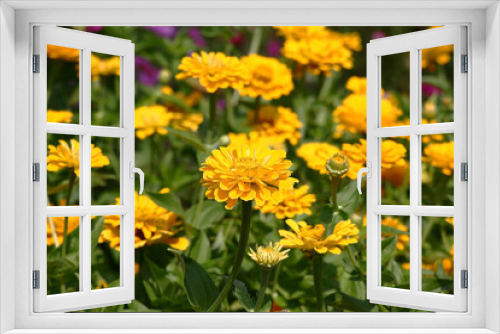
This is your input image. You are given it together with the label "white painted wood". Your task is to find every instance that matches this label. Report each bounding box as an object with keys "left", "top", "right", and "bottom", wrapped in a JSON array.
[
  {"left": 33, "top": 26, "right": 135, "bottom": 313},
  {"left": 366, "top": 26, "right": 467, "bottom": 312},
  {"left": 8, "top": 5, "right": 489, "bottom": 333}
]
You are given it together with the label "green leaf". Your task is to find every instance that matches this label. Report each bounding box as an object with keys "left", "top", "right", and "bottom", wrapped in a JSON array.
[
  {"left": 166, "top": 127, "right": 207, "bottom": 153},
  {"left": 146, "top": 191, "right": 185, "bottom": 218},
  {"left": 91, "top": 216, "right": 104, "bottom": 252},
  {"left": 171, "top": 251, "right": 218, "bottom": 312},
  {"left": 319, "top": 204, "right": 334, "bottom": 224},
  {"left": 381, "top": 225, "right": 409, "bottom": 236},
  {"left": 337, "top": 180, "right": 359, "bottom": 215},
  {"left": 159, "top": 94, "right": 196, "bottom": 114},
  {"left": 337, "top": 293, "right": 376, "bottom": 312},
  {"left": 185, "top": 200, "right": 226, "bottom": 230},
  {"left": 233, "top": 279, "right": 255, "bottom": 311},
  {"left": 189, "top": 231, "right": 211, "bottom": 264},
  {"left": 47, "top": 258, "right": 76, "bottom": 278},
  {"left": 381, "top": 236, "right": 398, "bottom": 265}
]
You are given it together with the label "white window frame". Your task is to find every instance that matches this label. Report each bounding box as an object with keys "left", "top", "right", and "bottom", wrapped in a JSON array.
[
  {"left": 1, "top": 2, "right": 499, "bottom": 333},
  {"left": 33, "top": 26, "right": 136, "bottom": 313},
  {"left": 365, "top": 26, "right": 467, "bottom": 312}
]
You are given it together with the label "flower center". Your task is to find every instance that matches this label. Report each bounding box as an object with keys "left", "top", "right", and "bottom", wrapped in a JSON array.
[{"left": 253, "top": 65, "right": 273, "bottom": 83}]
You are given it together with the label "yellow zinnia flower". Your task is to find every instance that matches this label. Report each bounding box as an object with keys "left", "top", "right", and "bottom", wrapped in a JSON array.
[
  {"left": 342, "top": 139, "right": 407, "bottom": 180},
  {"left": 47, "top": 110, "right": 73, "bottom": 123},
  {"left": 382, "top": 217, "right": 410, "bottom": 251},
  {"left": 333, "top": 84, "right": 402, "bottom": 137},
  {"left": 423, "top": 141, "right": 454, "bottom": 176},
  {"left": 200, "top": 144, "right": 298, "bottom": 210},
  {"left": 47, "top": 139, "right": 110, "bottom": 177},
  {"left": 421, "top": 44, "right": 454, "bottom": 72},
  {"left": 134, "top": 105, "right": 170, "bottom": 139},
  {"left": 283, "top": 37, "right": 353, "bottom": 76},
  {"left": 278, "top": 219, "right": 359, "bottom": 255},
  {"left": 91, "top": 56, "right": 121, "bottom": 78},
  {"left": 238, "top": 54, "right": 294, "bottom": 101},
  {"left": 47, "top": 45, "right": 80, "bottom": 62},
  {"left": 227, "top": 132, "right": 281, "bottom": 149},
  {"left": 248, "top": 242, "right": 290, "bottom": 269},
  {"left": 445, "top": 217, "right": 454, "bottom": 226},
  {"left": 256, "top": 185, "right": 316, "bottom": 219},
  {"left": 381, "top": 161, "right": 409, "bottom": 188},
  {"left": 99, "top": 192, "right": 189, "bottom": 251},
  {"left": 296, "top": 142, "right": 339, "bottom": 175},
  {"left": 248, "top": 106, "right": 302, "bottom": 146},
  {"left": 345, "top": 76, "right": 367, "bottom": 94},
  {"left": 274, "top": 26, "right": 332, "bottom": 40},
  {"left": 176, "top": 51, "right": 249, "bottom": 93},
  {"left": 167, "top": 110, "right": 203, "bottom": 132},
  {"left": 46, "top": 216, "right": 79, "bottom": 246}
]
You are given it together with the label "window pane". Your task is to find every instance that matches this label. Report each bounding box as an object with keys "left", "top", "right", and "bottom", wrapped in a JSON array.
[
  {"left": 421, "top": 216, "right": 454, "bottom": 294},
  {"left": 92, "top": 216, "right": 121, "bottom": 290},
  {"left": 421, "top": 45, "right": 454, "bottom": 123},
  {"left": 421, "top": 134, "right": 454, "bottom": 206},
  {"left": 91, "top": 137, "right": 120, "bottom": 205},
  {"left": 381, "top": 137, "right": 410, "bottom": 205},
  {"left": 47, "top": 216, "right": 80, "bottom": 295},
  {"left": 91, "top": 52, "right": 121, "bottom": 127},
  {"left": 380, "top": 215, "right": 410, "bottom": 290},
  {"left": 47, "top": 45, "right": 80, "bottom": 124},
  {"left": 47, "top": 134, "right": 81, "bottom": 207},
  {"left": 380, "top": 52, "right": 409, "bottom": 128}
]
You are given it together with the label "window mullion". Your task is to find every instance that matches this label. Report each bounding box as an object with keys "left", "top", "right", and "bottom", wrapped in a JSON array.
[
  {"left": 81, "top": 48, "right": 92, "bottom": 295},
  {"left": 409, "top": 47, "right": 420, "bottom": 295}
]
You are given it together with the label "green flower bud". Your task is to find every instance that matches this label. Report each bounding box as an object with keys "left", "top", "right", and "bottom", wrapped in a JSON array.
[{"left": 326, "top": 152, "right": 350, "bottom": 178}]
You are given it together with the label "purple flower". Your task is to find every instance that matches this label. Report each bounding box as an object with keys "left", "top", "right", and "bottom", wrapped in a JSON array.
[
  {"left": 267, "top": 39, "right": 282, "bottom": 57},
  {"left": 188, "top": 28, "right": 207, "bottom": 47},
  {"left": 230, "top": 32, "right": 245, "bottom": 46},
  {"left": 135, "top": 56, "right": 160, "bottom": 86},
  {"left": 371, "top": 31, "right": 386, "bottom": 39},
  {"left": 217, "top": 99, "right": 227, "bottom": 110},
  {"left": 85, "top": 26, "right": 103, "bottom": 33},
  {"left": 143, "top": 26, "right": 178, "bottom": 39},
  {"left": 422, "top": 83, "right": 443, "bottom": 96}
]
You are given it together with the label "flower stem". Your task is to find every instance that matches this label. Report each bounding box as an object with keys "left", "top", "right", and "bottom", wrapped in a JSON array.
[
  {"left": 330, "top": 175, "right": 340, "bottom": 212},
  {"left": 207, "top": 200, "right": 253, "bottom": 312},
  {"left": 347, "top": 243, "right": 366, "bottom": 276},
  {"left": 254, "top": 268, "right": 271, "bottom": 312},
  {"left": 61, "top": 169, "right": 76, "bottom": 294},
  {"left": 208, "top": 92, "right": 217, "bottom": 141},
  {"left": 312, "top": 254, "right": 325, "bottom": 312},
  {"left": 62, "top": 170, "right": 77, "bottom": 258}
]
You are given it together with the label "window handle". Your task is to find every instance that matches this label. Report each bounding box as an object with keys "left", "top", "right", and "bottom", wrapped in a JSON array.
[
  {"left": 129, "top": 162, "right": 144, "bottom": 195},
  {"left": 357, "top": 162, "right": 372, "bottom": 195}
]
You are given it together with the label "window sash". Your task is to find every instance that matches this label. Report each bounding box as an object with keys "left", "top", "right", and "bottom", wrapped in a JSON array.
[
  {"left": 33, "top": 26, "right": 135, "bottom": 313},
  {"left": 366, "top": 26, "right": 468, "bottom": 312}
]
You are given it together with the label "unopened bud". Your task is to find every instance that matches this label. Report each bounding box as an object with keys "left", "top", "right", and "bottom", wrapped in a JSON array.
[{"left": 326, "top": 152, "right": 349, "bottom": 178}]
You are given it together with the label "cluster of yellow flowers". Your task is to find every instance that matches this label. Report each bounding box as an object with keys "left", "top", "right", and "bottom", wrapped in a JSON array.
[
  {"left": 278, "top": 219, "right": 359, "bottom": 255},
  {"left": 134, "top": 105, "right": 203, "bottom": 140},
  {"left": 47, "top": 109, "right": 74, "bottom": 123},
  {"left": 47, "top": 139, "right": 110, "bottom": 177},
  {"left": 200, "top": 144, "right": 298, "bottom": 210},
  {"left": 423, "top": 141, "right": 454, "bottom": 176},
  {"left": 176, "top": 51, "right": 294, "bottom": 101},
  {"left": 47, "top": 45, "right": 121, "bottom": 80},
  {"left": 247, "top": 106, "right": 303, "bottom": 147},
  {"left": 255, "top": 185, "right": 316, "bottom": 219},
  {"left": 99, "top": 191, "right": 189, "bottom": 251},
  {"left": 333, "top": 77, "right": 403, "bottom": 138},
  {"left": 342, "top": 139, "right": 407, "bottom": 180},
  {"left": 275, "top": 26, "right": 361, "bottom": 76}
]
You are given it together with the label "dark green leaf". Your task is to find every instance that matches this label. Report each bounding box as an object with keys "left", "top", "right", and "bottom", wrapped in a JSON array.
[
  {"left": 381, "top": 236, "right": 397, "bottom": 265},
  {"left": 91, "top": 216, "right": 104, "bottom": 252},
  {"left": 166, "top": 127, "right": 207, "bottom": 153},
  {"left": 189, "top": 231, "right": 211, "bottom": 264},
  {"left": 146, "top": 191, "right": 185, "bottom": 218},
  {"left": 233, "top": 279, "right": 255, "bottom": 311},
  {"left": 337, "top": 180, "right": 359, "bottom": 215},
  {"left": 185, "top": 200, "right": 226, "bottom": 230},
  {"left": 171, "top": 251, "right": 218, "bottom": 312},
  {"left": 381, "top": 225, "right": 409, "bottom": 236}
]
